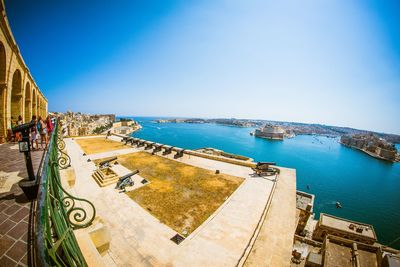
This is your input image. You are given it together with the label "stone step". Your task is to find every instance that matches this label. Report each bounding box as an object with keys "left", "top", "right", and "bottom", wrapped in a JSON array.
[{"left": 92, "top": 171, "right": 119, "bottom": 187}]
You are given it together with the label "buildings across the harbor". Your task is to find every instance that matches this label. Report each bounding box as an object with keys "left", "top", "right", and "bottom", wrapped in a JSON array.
[
  {"left": 254, "top": 124, "right": 286, "bottom": 140},
  {"left": 341, "top": 134, "right": 399, "bottom": 162}
]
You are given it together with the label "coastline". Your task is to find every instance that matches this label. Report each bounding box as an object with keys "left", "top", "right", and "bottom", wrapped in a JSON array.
[{"left": 339, "top": 141, "right": 399, "bottom": 163}]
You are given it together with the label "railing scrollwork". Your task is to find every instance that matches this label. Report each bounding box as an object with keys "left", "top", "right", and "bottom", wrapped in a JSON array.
[
  {"left": 49, "top": 160, "right": 96, "bottom": 228},
  {"left": 35, "top": 119, "right": 96, "bottom": 266}
]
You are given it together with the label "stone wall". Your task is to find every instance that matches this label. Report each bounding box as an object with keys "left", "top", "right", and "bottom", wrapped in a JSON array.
[{"left": 0, "top": 0, "right": 48, "bottom": 142}]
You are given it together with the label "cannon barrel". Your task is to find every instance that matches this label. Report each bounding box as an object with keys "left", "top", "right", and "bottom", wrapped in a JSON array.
[
  {"left": 118, "top": 170, "right": 139, "bottom": 182},
  {"left": 153, "top": 144, "right": 164, "bottom": 153},
  {"left": 163, "top": 146, "right": 174, "bottom": 155},
  {"left": 117, "top": 170, "right": 139, "bottom": 184},
  {"left": 98, "top": 157, "right": 118, "bottom": 168},
  {"left": 137, "top": 140, "right": 146, "bottom": 147},
  {"left": 144, "top": 142, "right": 155, "bottom": 150},
  {"left": 124, "top": 137, "right": 133, "bottom": 144},
  {"left": 174, "top": 149, "right": 185, "bottom": 158},
  {"left": 257, "top": 162, "right": 276, "bottom": 166}
]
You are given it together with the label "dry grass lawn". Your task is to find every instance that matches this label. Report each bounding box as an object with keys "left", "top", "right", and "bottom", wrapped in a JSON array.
[
  {"left": 115, "top": 151, "right": 243, "bottom": 235},
  {"left": 75, "top": 137, "right": 128, "bottom": 155}
]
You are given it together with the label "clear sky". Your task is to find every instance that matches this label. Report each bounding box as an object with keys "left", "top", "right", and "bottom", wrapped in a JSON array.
[{"left": 5, "top": 0, "right": 400, "bottom": 134}]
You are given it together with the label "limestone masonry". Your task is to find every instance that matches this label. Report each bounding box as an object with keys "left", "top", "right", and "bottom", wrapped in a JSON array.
[
  {"left": 0, "top": 0, "right": 48, "bottom": 143},
  {"left": 340, "top": 134, "right": 399, "bottom": 162}
]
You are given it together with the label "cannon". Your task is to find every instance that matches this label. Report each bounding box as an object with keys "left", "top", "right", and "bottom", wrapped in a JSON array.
[
  {"left": 124, "top": 137, "right": 133, "bottom": 145},
  {"left": 98, "top": 157, "right": 118, "bottom": 169},
  {"left": 163, "top": 146, "right": 174, "bottom": 155},
  {"left": 174, "top": 149, "right": 185, "bottom": 159},
  {"left": 144, "top": 142, "right": 155, "bottom": 150},
  {"left": 115, "top": 170, "right": 139, "bottom": 191},
  {"left": 131, "top": 138, "right": 139, "bottom": 145},
  {"left": 137, "top": 140, "right": 146, "bottom": 147},
  {"left": 252, "top": 162, "right": 277, "bottom": 176},
  {"left": 152, "top": 144, "right": 164, "bottom": 153}
]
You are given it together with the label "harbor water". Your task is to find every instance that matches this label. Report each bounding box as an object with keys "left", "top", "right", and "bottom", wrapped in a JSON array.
[{"left": 129, "top": 117, "right": 400, "bottom": 248}]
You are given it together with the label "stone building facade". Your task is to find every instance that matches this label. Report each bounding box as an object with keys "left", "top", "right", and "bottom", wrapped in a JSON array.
[
  {"left": 255, "top": 124, "right": 285, "bottom": 140},
  {"left": 295, "top": 191, "right": 314, "bottom": 234},
  {"left": 340, "top": 134, "right": 398, "bottom": 162},
  {"left": 0, "top": 0, "right": 48, "bottom": 143}
]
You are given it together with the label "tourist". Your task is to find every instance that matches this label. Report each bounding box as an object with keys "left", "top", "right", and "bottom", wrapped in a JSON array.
[
  {"left": 8, "top": 116, "right": 15, "bottom": 142},
  {"left": 46, "top": 115, "right": 53, "bottom": 139},
  {"left": 37, "top": 116, "right": 47, "bottom": 149},
  {"left": 30, "top": 115, "right": 39, "bottom": 150},
  {"left": 15, "top": 115, "right": 23, "bottom": 142}
]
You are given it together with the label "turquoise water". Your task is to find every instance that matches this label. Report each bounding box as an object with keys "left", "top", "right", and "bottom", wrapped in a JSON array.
[{"left": 129, "top": 117, "right": 400, "bottom": 248}]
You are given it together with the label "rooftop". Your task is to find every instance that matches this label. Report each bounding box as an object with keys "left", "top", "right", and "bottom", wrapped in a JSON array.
[
  {"left": 296, "top": 191, "right": 314, "bottom": 211},
  {"left": 320, "top": 213, "right": 377, "bottom": 240},
  {"left": 323, "top": 235, "right": 382, "bottom": 267}
]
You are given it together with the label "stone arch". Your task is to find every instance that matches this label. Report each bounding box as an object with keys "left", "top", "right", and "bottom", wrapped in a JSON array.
[
  {"left": 11, "top": 69, "right": 23, "bottom": 127},
  {"left": 0, "top": 41, "right": 6, "bottom": 139},
  {"left": 24, "top": 82, "right": 31, "bottom": 122}
]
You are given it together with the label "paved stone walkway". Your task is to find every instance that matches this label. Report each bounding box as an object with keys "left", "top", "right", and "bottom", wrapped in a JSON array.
[
  {"left": 65, "top": 137, "right": 282, "bottom": 266},
  {"left": 244, "top": 167, "right": 297, "bottom": 267},
  {"left": 0, "top": 143, "right": 45, "bottom": 267}
]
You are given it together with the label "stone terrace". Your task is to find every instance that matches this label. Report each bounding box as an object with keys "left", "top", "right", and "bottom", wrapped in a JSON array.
[
  {"left": 0, "top": 143, "right": 45, "bottom": 267},
  {"left": 65, "top": 136, "right": 297, "bottom": 266}
]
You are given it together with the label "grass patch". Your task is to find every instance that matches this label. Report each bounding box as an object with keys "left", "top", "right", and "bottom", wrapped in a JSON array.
[
  {"left": 75, "top": 137, "right": 128, "bottom": 155},
  {"left": 116, "top": 151, "right": 243, "bottom": 235}
]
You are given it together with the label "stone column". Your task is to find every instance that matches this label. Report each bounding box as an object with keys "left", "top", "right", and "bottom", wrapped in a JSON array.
[{"left": 0, "top": 82, "right": 6, "bottom": 143}]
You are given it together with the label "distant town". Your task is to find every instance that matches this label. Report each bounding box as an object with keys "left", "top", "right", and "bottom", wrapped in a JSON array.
[
  {"left": 50, "top": 112, "right": 400, "bottom": 162},
  {"left": 154, "top": 117, "right": 400, "bottom": 143},
  {"left": 51, "top": 111, "right": 140, "bottom": 137},
  {"left": 155, "top": 117, "right": 400, "bottom": 162}
]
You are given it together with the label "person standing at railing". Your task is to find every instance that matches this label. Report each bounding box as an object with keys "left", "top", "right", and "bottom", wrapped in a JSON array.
[
  {"left": 30, "top": 115, "right": 39, "bottom": 150},
  {"left": 46, "top": 115, "right": 53, "bottom": 138},
  {"left": 37, "top": 116, "right": 48, "bottom": 150}
]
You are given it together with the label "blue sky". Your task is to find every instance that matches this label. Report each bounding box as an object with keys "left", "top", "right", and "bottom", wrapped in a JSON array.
[{"left": 5, "top": 0, "right": 400, "bottom": 134}]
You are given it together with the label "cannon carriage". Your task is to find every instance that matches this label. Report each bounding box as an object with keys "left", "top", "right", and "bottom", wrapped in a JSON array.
[
  {"left": 252, "top": 162, "right": 278, "bottom": 176},
  {"left": 130, "top": 138, "right": 140, "bottom": 145},
  {"left": 97, "top": 157, "right": 118, "bottom": 169},
  {"left": 152, "top": 144, "right": 164, "bottom": 153},
  {"left": 144, "top": 142, "right": 155, "bottom": 150},
  {"left": 174, "top": 149, "right": 185, "bottom": 158},
  {"left": 115, "top": 170, "right": 139, "bottom": 191},
  {"left": 137, "top": 140, "right": 146, "bottom": 147},
  {"left": 163, "top": 146, "right": 174, "bottom": 155},
  {"left": 124, "top": 137, "right": 133, "bottom": 145}
]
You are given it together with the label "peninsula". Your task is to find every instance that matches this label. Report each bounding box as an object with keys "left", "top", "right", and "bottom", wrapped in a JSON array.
[{"left": 340, "top": 134, "right": 400, "bottom": 162}]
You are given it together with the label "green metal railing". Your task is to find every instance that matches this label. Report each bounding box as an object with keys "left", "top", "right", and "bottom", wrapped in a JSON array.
[{"left": 35, "top": 120, "right": 96, "bottom": 266}]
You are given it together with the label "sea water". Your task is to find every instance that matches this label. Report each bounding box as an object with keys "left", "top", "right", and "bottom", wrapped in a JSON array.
[{"left": 129, "top": 117, "right": 400, "bottom": 248}]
